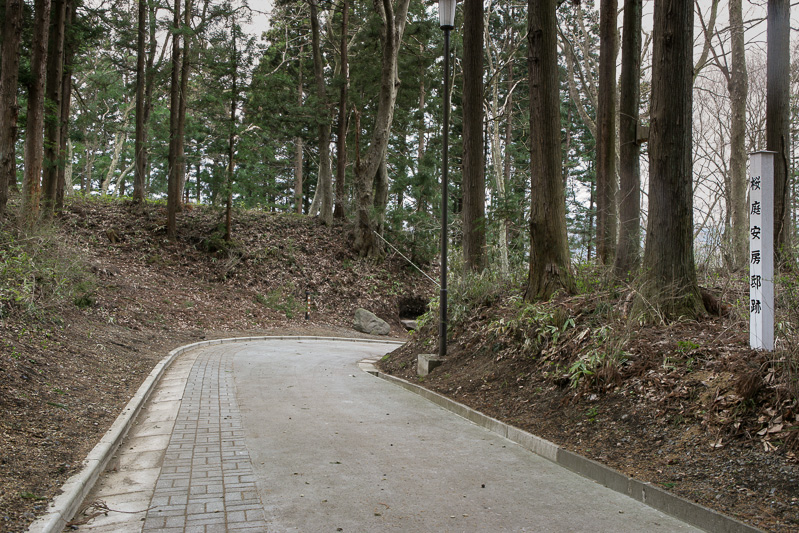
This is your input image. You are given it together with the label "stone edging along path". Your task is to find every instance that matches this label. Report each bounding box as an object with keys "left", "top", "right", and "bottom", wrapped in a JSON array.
[{"left": 30, "top": 336, "right": 761, "bottom": 533}]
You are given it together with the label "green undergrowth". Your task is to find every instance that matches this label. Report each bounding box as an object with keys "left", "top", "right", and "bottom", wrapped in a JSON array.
[
  {"left": 0, "top": 220, "right": 95, "bottom": 317},
  {"left": 414, "top": 262, "right": 640, "bottom": 392},
  {"left": 254, "top": 284, "right": 303, "bottom": 319}
]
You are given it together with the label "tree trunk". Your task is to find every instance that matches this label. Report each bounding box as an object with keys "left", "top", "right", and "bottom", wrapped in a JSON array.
[
  {"left": 333, "top": 0, "right": 349, "bottom": 219},
  {"left": 82, "top": 137, "right": 95, "bottom": 194},
  {"left": 115, "top": 159, "right": 135, "bottom": 194},
  {"left": 766, "top": 0, "right": 791, "bottom": 263},
  {"left": 294, "top": 47, "right": 303, "bottom": 214},
  {"left": 142, "top": 0, "right": 158, "bottom": 197},
  {"left": 63, "top": 138, "right": 73, "bottom": 197},
  {"left": 374, "top": 157, "right": 389, "bottom": 235},
  {"left": 101, "top": 130, "right": 128, "bottom": 194},
  {"left": 462, "top": 0, "right": 486, "bottom": 272},
  {"left": 167, "top": 0, "right": 181, "bottom": 239},
  {"left": 415, "top": 54, "right": 426, "bottom": 215},
  {"left": 352, "top": 0, "right": 412, "bottom": 257},
  {"left": 42, "top": 0, "right": 66, "bottom": 215},
  {"left": 486, "top": 27, "right": 512, "bottom": 277},
  {"left": 0, "top": 0, "right": 24, "bottom": 217},
  {"left": 525, "top": 0, "right": 573, "bottom": 300},
  {"left": 176, "top": 0, "right": 192, "bottom": 210},
  {"left": 728, "top": 0, "right": 748, "bottom": 271},
  {"left": 500, "top": 65, "right": 514, "bottom": 275},
  {"left": 332, "top": 7, "right": 349, "bottom": 219},
  {"left": 22, "top": 0, "right": 52, "bottom": 220},
  {"left": 133, "top": 0, "right": 148, "bottom": 202},
  {"left": 633, "top": 0, "right": 704, "bottom": 320},
  {"left": 224, "top": 13, "right": 238, "bottom": 242},
  {"left": 613, "top": 0, "right": 641, "bottom": 279},
  {"left": 310, "top": 0, "right": 333, "bottom": 224},
  {"left": 55, "top": 0, "right": 75, "bottom": 210},
  {"left": 596, "top": 0, "right": 618, "bottom": 265},
  {"left": 587, "top": 172, "right": 595, "bottom": 261}
]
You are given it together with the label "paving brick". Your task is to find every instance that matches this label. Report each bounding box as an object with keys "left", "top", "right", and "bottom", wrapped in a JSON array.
[
  {"left": 144, "top": 349, "right": 266, "bottom": 529},
  {"left": 165, "top": 515, "right": 186, "bottom": 528}
]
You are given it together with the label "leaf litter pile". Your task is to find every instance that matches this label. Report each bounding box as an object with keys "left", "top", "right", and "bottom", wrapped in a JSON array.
[
  {"left": 380, "top": 285, "right": 799, "bottom": 532},
  {"left": 0, "top": 197, "right": 425, "bottom": 532}
]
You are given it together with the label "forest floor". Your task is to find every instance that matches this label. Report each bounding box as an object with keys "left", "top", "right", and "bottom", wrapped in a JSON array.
[{"left": 1, "top": 197, "right": 798, "bottom": 532}]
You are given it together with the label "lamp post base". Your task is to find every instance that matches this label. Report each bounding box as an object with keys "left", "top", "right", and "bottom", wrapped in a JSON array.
[{"left": 417, "top": 354, "right": 445, "bottom": 377}]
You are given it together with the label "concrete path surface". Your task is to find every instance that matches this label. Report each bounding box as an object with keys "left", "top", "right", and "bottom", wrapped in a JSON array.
[{"left": 77, "top": 338, "right": 702, "bottom": 532}]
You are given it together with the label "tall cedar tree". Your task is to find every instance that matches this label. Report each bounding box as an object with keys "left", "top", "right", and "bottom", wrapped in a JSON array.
[
  {"left": 766, "top": 0, "right": 791, "bottom": 262},
  {"left": 334, "top": 0, "right": 349, "bottom": 219},
  {"left": 133, "top": 0, "right": 148, "bottom": 202},
  {"left": 55, "top": 0, "right": 76, "bottom": 209},
  {"left": 42, "top": 0, "right": 67, "bottom": 215},
  {"left": 352, "top": 0, "right": 412, "bottom": 257},
  {"left": 167, "top": 0, "right": 182, "bottom": 239},
  {"left": 310, "top": 0, "right": 333, "bottom": 224},
  {"left": 22, "top": 0, "right": 52, "bottom": 220},
  {"left": 525, "top": 0, "right": 574, "bottom": 300},
  {"left": 462, "top": 0, "right": 486, "bottom": 271},
  {"left": 176, "top": 0, "right": 192, "bottom": 207},
  {"left": 633, "top": 0, "right": 705, "bottom": 320},
  {"left": 0, "top": 0, "right": 24, "bottom": 216},
  {"left": 295, "top": 48, "right": 304, "bottom": 214},
  {"left": 613, "top": 0, "right": 641, "bottom": 279},
  {"left": 728, "top": 0, "right": 749, "bottom": 270},
  {"left": 596, "top": 0, "right": 618, "bottom": 264},
  {"left": 224, "top": 13, "right": 239, "bottom": 242}
]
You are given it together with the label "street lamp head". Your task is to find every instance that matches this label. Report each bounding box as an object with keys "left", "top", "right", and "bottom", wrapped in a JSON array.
[{"left": 439, "top": 0, "right": 455, "bottom": 29}]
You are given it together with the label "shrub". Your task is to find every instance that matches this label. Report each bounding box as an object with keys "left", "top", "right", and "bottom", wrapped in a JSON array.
[{"left": 0, "top": 224, "right": 95, "bottom": 315}]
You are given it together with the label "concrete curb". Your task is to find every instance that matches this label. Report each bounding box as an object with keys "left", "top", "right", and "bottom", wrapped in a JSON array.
[
  {"left": 27, "top": 335, "right": 403, "bottom": 533},
  {"left": 371, "top": 371, "right": 764, "bottom": 533}
]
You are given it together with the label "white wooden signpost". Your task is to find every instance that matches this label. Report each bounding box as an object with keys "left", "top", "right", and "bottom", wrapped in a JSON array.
[{"left": 749, "top": 151, "right": 775, "bottom": 352}]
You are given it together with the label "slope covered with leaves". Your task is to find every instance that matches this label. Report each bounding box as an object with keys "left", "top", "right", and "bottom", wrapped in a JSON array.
[
  {"left": 0, "top": 197, "right": 430, "bottom": 532},
  {"left": 380, "top": 270, "right": 799, "bottom": 532}
]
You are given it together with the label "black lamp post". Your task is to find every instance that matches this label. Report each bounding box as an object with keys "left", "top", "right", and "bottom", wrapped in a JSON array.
[{"left": 439, "top": 0, "right": 455, "bottom": 358}]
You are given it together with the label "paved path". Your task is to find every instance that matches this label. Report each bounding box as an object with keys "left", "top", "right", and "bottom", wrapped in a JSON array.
[{"left": 78, "top": 339, "right": 701, "bottom": 532}]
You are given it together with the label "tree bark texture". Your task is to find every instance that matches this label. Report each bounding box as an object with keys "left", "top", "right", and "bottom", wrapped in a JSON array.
[
  {"left": 42, "top": 0, "right": 66, "bottom": 215},
  {"left": 55, "top": 0, "right": 76, "bottom": 209},
  {"left": 766, "top": 0, "right": 791, "bottom": 262},
  {"left": 352, "top": 0, "right": 412, "bottom": 257},
  {"left": 613, "top": 0, "right": 641, "bottom": 279},
  {"left": 0, "top": 0, "right": 24, "bottom": 217},
  {"left": 167, "top": 0, "right": 181, "bottom": 239},
  {"left": 634, "top": 0, "right": 704, "bottom": 320},
  {"left": 310, "top": 0, "right": 333, "bottom": 225},
  {"left": 22, "top": 0, "right": 52, "bottom": 220},
  {"left": 334, "top": 0, "right": 349, "bottom": 219},
  {"left": 133, "top": 0, "right": 148, "bottom": 202},
  {"left": 142, "top": 0, "right": 158, "bottom": 196},
  {"left": 500, "top": 65, "right": 514, "bottom": 274},
  {"left": 525, "top": 0, "right": 573, "bottom": 301},
  {"left": 224, "top": 14, "right": 238, "bottom": 242},
  {"left": 728, "top": 0, "right": 748, "bottom": 271},
  {"left": 176, "top": 0, "right": 192, "bottom": 209},
  {"left": 415, "top": 54, "right": 426, "bottom": 215},
  {"left": 462, "top": 0, "right": 486, "bottom": 272},
  {"left": 596, "top": 0, "right": 618, "bottom": 265},
  {"left": 295, "top": 47, "right": 304, "bottom": 214}
]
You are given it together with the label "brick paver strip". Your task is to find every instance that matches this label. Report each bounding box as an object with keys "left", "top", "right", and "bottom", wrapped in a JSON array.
[{"left": 143, "top": 347, "right": 268, "bottom": 531}]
